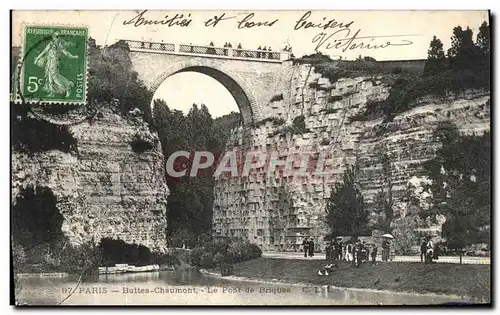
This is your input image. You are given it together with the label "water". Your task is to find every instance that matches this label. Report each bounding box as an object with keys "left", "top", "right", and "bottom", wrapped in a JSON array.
[{"left": 16, "top": 270, "right": 466, "bottom": 306}]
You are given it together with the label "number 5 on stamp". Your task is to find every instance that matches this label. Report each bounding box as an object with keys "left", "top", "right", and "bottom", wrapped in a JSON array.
[{"left": 20, "top": 25, "right": 88, "bottom": 105}]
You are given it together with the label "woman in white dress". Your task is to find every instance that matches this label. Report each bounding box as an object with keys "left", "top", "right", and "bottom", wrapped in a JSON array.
[{"left": 34, "top": 32, "right": 78, "bottom": 98}]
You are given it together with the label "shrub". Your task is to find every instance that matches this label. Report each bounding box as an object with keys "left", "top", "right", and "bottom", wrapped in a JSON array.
[
  {"left": 213, "top": 253, "right": 225, "bottom": 266},
  {"left": 392, "top": 66, "right": 403, "bottom": 74},
  {"left": 150, "top": 252, "right": 180, "bottom": 266},
  {"left": 320, "top": 138, "right": 331, "bottom": 146},
  {"left": 328, "top": 95, "right": 343, "bottom": 103},
  {"left": 59, "top": 242, "right": 105, "bottom": 274},
  {"left": 292, "top": 115, "right": 306, "bottom": 134},
  {"left": 270, "top": 93, "right": 284, "bottom": 102},
  {"left": 308, "top": 82, "right": 321, "bottom": 89},
  {"left": 254, "top": 117, "right": 286, "bottom": 128},
  {"left": 220, "top": 263, "right": 234, "bottom": 276},
  {"left": 130, "top": 134, "right": 154, "bottom": 153},
  {"left": 12, "top": 242, "right": 27, "bottom": 271},
  {"left": 189, "top": 239, "right": 261, "bottom": 269},
  {"left": 189, "top": 247, "right": 205, "bottom": 267},
  {"left": 324, "top": 108, "right": 338, "bottom": 114},
  {"left": 295, "top": 52, "right": 333, "bottom": 65},
  {"left": 200, "top": 252, "right": 215, "bottom": 268}
]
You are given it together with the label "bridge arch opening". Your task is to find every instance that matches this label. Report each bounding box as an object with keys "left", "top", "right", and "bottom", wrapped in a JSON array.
[
  {"left": 152, "top": 71, "right": 240, "bottom": 119},
  {"left": 150, "top": 62, "right": 260, "bottom": 127}
]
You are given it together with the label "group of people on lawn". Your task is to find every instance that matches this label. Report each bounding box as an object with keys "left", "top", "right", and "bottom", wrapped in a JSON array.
[
  {"left": 302, "top": 235, "right": 439, "bottom": 266},
  {"left": 324, "top": 238, "right": 382, "bottom": 267},
  {"left": 421, "top": 236, "right": 439, "bottom": 264},
  {"left": 302, "top": 236, "right": 395, "bottom": 267}
]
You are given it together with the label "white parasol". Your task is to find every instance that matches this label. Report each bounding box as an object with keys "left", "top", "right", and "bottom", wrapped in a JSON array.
[{"left": 381, "top": 234, "right": 394, "bottom": 239}]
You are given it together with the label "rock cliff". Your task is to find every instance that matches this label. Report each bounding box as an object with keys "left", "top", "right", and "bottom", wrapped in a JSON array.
[
  {"left": 213, "top": 63, "right": 490, "bottom": 250},
  {"left": 11, "top": 107, "right": 169, "bottom": 252}
]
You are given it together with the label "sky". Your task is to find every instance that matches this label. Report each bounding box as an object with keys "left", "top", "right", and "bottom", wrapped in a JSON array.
[{"left": 12, "top": 10, "right": 489, "bottom": 117}]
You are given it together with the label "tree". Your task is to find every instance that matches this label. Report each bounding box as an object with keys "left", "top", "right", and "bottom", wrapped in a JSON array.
[
  {"left": 392, "top": 216, "right": 420, "bottom": 255},
  {"left": 476, "top": 21, "right": 490, "bottom": 55},
  {"left": 447, "top": 26, "right": 480, "bottom": 70},
  {"left": 424, "top": 36, "right": 446, "bottom": 74},
  {"left": 372, "top": 147, "right": 394, "bottom": 233},
  {"left": 421, "top": 121, "right": 491, "bottom": 263},
  {"left": 325, "top": 164, "right": 369, "bottom": 240},
  {"left": 476, "top": 21, "right": 490, "bottom": 70},
  {"left": 87, "top": 40, "right": 153, "bottom": 120},
  {"left": 153, "top": 99, "right": 241, "bottom": 243}
]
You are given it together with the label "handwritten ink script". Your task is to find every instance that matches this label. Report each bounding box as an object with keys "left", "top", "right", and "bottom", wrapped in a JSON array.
[
  {"left": 122, "top": 10, "right": 415, "bottom": 53},
  {"left": 294, "top": 11, "right": 414, "bottom": 52},
  {"left": 123, "top": 10, "right": 193, "bottom": 28}
]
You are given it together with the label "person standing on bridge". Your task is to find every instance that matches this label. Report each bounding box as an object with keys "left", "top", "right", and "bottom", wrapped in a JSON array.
[
  {"left": 208, "top": 42, "right": 215, "bottom": 55},
  {"left": 257, "top": 46, "right": 262, "bottom": 58},
  {"left": 236, "top": 43, "right": 242, "bottom": 57}
]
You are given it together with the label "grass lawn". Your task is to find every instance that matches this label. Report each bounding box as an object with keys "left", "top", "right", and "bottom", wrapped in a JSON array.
[{"left": 229, "top": 258, "right": 490, "bottom": 300}]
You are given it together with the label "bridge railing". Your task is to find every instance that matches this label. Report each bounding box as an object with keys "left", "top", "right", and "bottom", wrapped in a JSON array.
[
  {"left": 127, "top": 40, "right": 175, "bottom": 52},
  {"left": 124, "top": 40, "right": 290, "bottom": 62}
]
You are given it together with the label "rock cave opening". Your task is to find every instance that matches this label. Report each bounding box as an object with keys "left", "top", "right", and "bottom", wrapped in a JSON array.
[
  {"left": 12, "top": 186, "right": 65, "bottom": 259},
  {"left": 97, "top": 238, "right": 161, "bottom": 266}
]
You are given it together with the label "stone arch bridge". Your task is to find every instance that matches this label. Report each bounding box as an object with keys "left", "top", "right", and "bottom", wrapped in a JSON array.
[{"left": 124, "top": 40, "right": 293, "bottom": 126}]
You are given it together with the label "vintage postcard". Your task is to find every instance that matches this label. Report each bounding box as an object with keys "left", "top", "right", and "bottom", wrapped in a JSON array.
[{"left": 10, "top": 10, "right": 491, "bottom": 306}]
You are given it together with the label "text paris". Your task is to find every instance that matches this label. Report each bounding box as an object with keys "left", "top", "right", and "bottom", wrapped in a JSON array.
[{"left": 312, "top": 29, "right": 414, "bottom": 53}]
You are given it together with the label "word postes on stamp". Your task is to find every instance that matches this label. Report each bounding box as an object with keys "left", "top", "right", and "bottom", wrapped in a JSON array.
[{"left": 20, "top": 25, "right": 88, "bottom": 105}]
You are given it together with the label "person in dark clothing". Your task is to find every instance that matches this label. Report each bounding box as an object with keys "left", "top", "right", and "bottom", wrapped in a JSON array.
[
  {"left": 208, "top": 42, "right": 215, "bottom": 55},
  {"left": 308, "top": 238, "right": 315, "bottom": 257},
  {"left": 371, "top": 245, "right": 378, "bottom": 264},
  {"left": 335, "top": 240, "right": 343, "bottom": 260},
  {"left": 257, "top": 46, "right": 262, "bottom": 58},
  {"left": 353, "top": 241, "right": 361, "bottom": 268},
  {"left": 420, "top": 240, "right": 427, "bottom": 263},
  {"left": 302, "top": 237, "right": 309, "bottom": 258},
  {"left": 235, "top": 43, "right": 242, "bottom": 57},
  {"left": 382, "top": 239, "right": 390, "bottom": 262},
  {"left": 331, "top": 239, "right": 338, "bottom": 260},
  {"left": 364, "top": 243, "right": 370, "bottom": 263}
]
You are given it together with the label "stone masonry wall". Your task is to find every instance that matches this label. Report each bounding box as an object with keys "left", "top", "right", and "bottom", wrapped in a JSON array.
[
  {"left": 11, "top": 108, "right": 169, "bottom": 252},
  {"left": 212, "top": 63, "right": 490, "bottom": 251}
]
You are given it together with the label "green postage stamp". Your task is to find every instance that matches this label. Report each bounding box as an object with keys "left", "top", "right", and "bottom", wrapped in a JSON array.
[{"left": 19, "top": 25, "right": 88, "bottom": 104}]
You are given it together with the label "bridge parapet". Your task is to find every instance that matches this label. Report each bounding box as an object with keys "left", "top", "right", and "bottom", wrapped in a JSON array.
[{"left": 124, "top": 40, "right": 291, "bottom": 63}]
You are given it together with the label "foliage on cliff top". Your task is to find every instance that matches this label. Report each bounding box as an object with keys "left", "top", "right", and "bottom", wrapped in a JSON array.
[
  {"left": 297, "top": 52, "right": 419, "bottom": 86},
  {"left": 87, "top": 38, "right": 153, "bottom": 122},
  {"left": 355, "top": 22, "right": 490, "bottom": 122}
]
